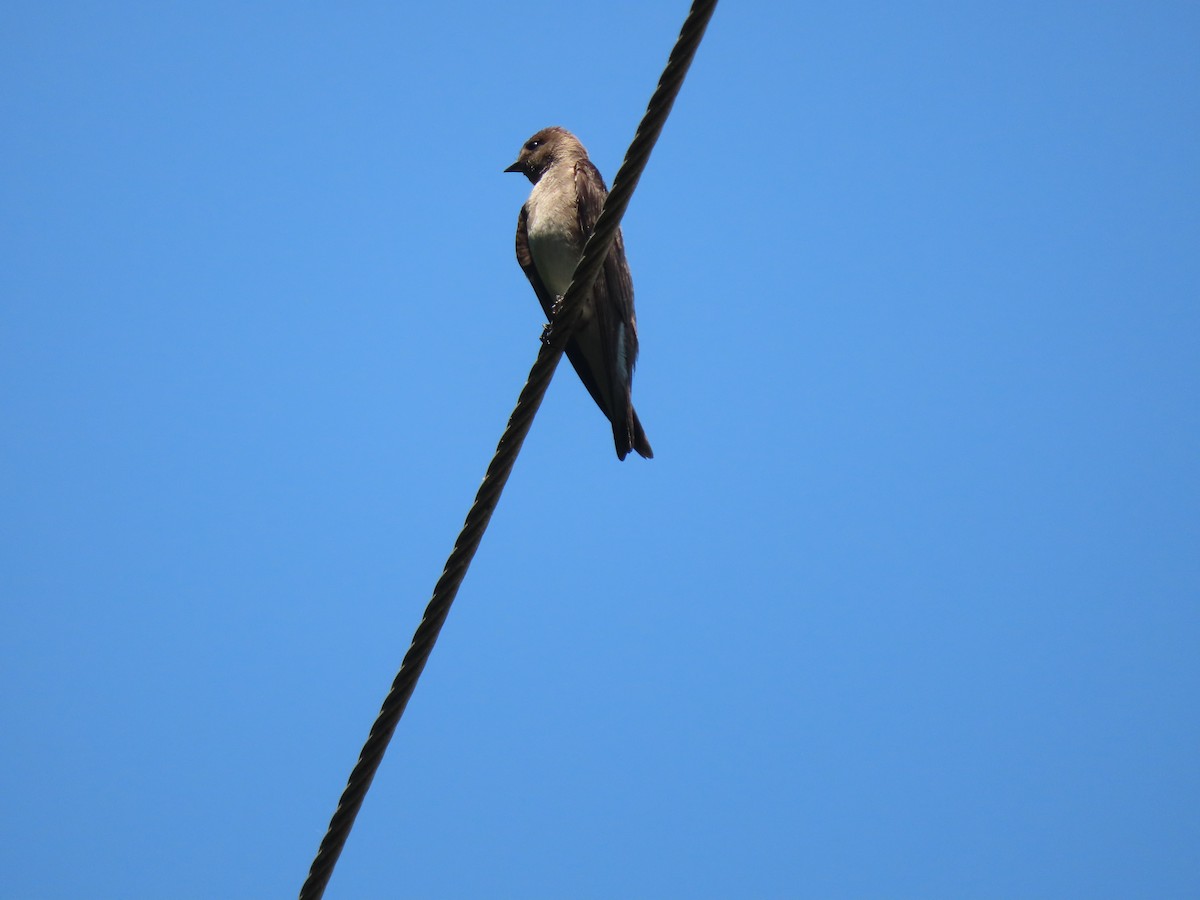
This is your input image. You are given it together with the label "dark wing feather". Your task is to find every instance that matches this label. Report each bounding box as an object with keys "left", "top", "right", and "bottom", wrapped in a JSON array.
[
  {"left": 514, "top": 203, "right": 554, "bottom": 321},
  {"left": 574, "top": 159, "right": 652, "bottom": 459}
]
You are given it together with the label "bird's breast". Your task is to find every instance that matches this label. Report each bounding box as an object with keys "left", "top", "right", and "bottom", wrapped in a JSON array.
[{"left": 526, "top": 176, "right": 584, "bottom": 300}]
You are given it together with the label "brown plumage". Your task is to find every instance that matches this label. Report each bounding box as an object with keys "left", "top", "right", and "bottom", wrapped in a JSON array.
[{"left": 505, "top": 127, "right": 653, "bottom": 460}]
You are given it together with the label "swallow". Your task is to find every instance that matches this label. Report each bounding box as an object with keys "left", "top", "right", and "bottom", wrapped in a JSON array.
[{"left": 505, "top": 126, "right": 653, "bottom": 460}]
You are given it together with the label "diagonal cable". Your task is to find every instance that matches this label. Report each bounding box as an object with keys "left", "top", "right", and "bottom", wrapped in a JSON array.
[{"left": 299, "top": 2, "right": 717, "bottom": 897}]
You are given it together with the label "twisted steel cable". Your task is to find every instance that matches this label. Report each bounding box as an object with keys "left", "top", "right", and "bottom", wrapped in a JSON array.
[{"left": 300, "top": 2, "right": 717, "bottom": 896}]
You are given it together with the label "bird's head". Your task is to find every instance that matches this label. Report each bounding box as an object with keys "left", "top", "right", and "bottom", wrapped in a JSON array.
[{"left": 504, "top": 126, "right": 585, "bottom": 183}]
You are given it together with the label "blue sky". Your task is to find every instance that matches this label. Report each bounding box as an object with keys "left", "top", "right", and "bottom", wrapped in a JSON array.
[{"left": 3, "top": 2, "right": 1198, "bottom": 897}]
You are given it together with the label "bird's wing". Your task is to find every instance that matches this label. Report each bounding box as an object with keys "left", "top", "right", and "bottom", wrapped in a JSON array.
[
  {"left": 574, "top": 158, "right": 639, "bottom": 455},
  {"left": 573, "top": 159, "right": 639, "bottom": 374},
  {"left": 514, "top": 203, "right": 556, "bottom": 322}
]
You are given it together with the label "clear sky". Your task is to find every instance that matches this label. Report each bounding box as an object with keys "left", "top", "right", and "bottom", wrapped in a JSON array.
[{"left": 3, "top": 3, "right": 1198, "bottom": 898}]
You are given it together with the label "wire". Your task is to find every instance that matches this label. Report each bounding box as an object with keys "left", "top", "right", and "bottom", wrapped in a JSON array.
[{"left": 299, "top": 2, "right": 718, "bottom": 896}]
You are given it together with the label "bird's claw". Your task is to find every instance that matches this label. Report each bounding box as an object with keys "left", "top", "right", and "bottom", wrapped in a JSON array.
[{"left": 541, "top": 295, "right": 567, "bottom": 345}]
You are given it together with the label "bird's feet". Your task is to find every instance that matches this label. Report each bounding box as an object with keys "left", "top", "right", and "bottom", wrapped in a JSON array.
[{"left": 540, "top": 295, "right": 566, "bottom": 345}]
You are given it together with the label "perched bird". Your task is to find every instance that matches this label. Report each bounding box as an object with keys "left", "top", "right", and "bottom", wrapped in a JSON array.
[{"left": 505, "top": 126, "right": 653, "bottom": 460}]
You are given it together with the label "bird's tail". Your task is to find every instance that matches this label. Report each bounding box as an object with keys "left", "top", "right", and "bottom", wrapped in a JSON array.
[
  {"left": 613, "top": 407, "right": 653, "bottom": 460},
  {"left": 631, "top": 409, "right": 653, "bottom": 459}
]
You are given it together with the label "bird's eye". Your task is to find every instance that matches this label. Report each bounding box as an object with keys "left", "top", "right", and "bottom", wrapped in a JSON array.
[{"left": 525, "top": 139, "right": 541, "bottom": 152}]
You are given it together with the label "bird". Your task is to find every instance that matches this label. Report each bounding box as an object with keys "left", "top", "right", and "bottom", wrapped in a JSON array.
[{"left": 505, "top": 126, "right": 653, "bottom": 461}]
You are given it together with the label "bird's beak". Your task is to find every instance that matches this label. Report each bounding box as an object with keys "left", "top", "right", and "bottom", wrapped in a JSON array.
[{"left": 503, "top": 160, "right": 524, "bottom": 174}]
